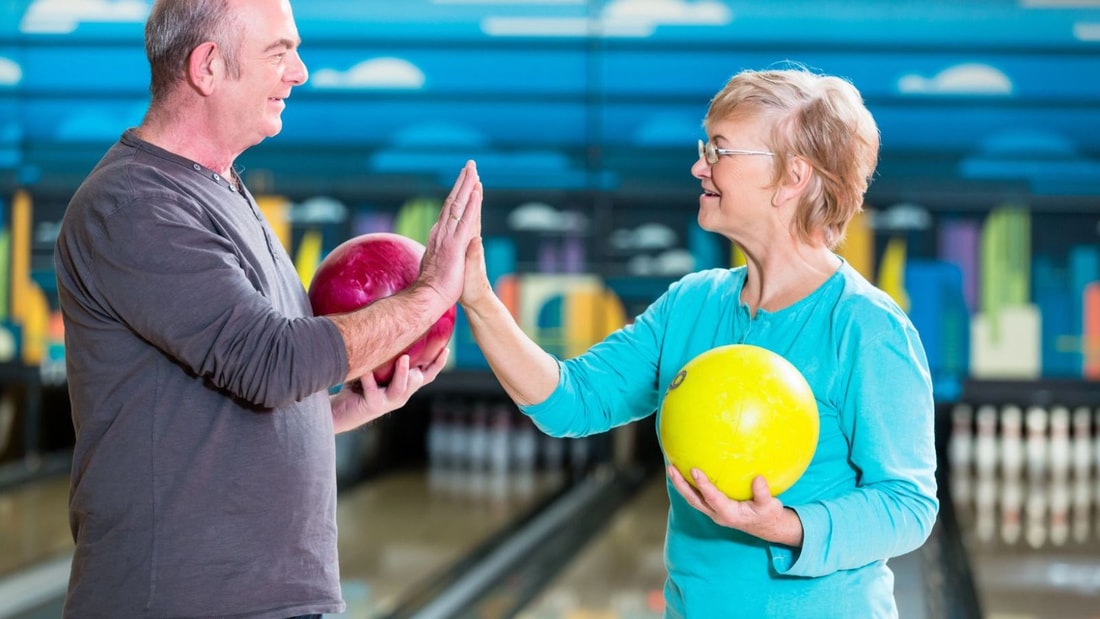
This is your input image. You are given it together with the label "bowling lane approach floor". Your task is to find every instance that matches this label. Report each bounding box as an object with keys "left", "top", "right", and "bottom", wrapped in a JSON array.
[
  {"left": 4, "top": 464, "right": 1099, "bottom": 618},
  {"left": 955, "top": 491, "right": 1100, "bottom": 619},
  {"left": 0, "top": 468, "right": 568, "bottom": 619}
]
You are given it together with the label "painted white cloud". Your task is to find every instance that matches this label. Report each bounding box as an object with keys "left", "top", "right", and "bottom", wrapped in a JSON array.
[
  {"left": 610, "top": 223, "right": 677, "bottom": 251},
  {"left": 1075, "top": 22, "right": 1100, "bottom": 40},
  {"left": 312, "top": 58, "right": 425, "bottom": 90},
  {"left": 291, "top": 196, "right": 348, "bottom": 224},
  {"left": 21, "top": 0, "right": 149, "bottom": 35},
  {"left": 628, "top": 249, "right": 694, "bottom": 276},
  {"left": 508, "top": 202, "right": 588, "bottom": 232},
  {"left": 872, "top": 203, "right": 932, "bottom": 231},
  {"left": 483, "top": 0, "right": 732, "bottom": 38},
  {"left": 898, "top": 63, "right": 1013, "bottom": 96},
  {"left": 0, "top": 58, "right": 22, "bottom": 86}
]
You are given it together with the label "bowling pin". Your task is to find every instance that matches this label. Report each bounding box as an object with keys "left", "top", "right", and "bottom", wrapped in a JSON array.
[
  {"left": 1092, "top": 408, "right": 1100, "bottom": 542},
  {"left": 513, "top": 413, "right": 538, "bottom": 473},
  {"left": 427, "top": 399, "right": 449, "bottom": 492},
  {"left": 1093, "top": 408, "right": 1100, "bottom": 486},
  {"left": 948, "top": 404, "right": 974, "bottom": 468},
  {"left": 1071, "top": 477, "right": 1091, "bottom": 544},
  {"left": 948, "top": 404, "right": 975, "bottom": 512},
  {"left": 468, "top": 401, "right": 491, "bottom": 498},
  {"left": 1071, "top": 407, "right": 1092, "bottom": 481},
  {"left": 487, "top": 403, "right": 512, "bottom": 503},
  {"left": 1000, "top": 405, "right": 1024, "bottom": 481},
  {"left": 1025, "top": 473, "right": 1048, "bottom": 549},
  {"left": 427, "top": 399, "right": 448, "bottom": 467},
  {"left": 468, "top": 401, "right": 490, "bottom": 471},
  {"left": 975, "top": 475, "right": 997, "bottom": 544},
  {"left": 1049, "top": 406, "right": 1071, "bottom": 483},
  {"left": 512, "top": 412, "right": 538, "bottom": 499},
  {"left": 488, "top": 403, "right": 511, "bottom": 475},
  {"left": 1024, "top": 405, "right": 1049, "bottom": 482},
  {"left": 541, "top": 432, "right": 566, "bottom": 478},
  {"left": 1000, "top": 476, "right": 1023, "bottom": 545},
  {"left": 449, "top": 401, "right": 473, "bottom": 496},
  {"left": 974, "top": 405, "right": 999, "bottom": 479},
  {"left": 1049, "top": 477, "right": 1070, "bottom": 546}
]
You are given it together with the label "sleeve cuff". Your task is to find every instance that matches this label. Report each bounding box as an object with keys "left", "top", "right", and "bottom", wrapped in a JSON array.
[{"left": 770, "top": 502, "right": 829, "bottom": 577}]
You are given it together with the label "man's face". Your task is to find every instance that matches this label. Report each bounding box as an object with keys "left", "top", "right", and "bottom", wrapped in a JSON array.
[{"left": 221, "top": 0, "right": 308, "bottom": 147}]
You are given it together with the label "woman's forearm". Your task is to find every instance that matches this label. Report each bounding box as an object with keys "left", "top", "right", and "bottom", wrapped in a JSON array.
[{"left": 462, "top": 293, "right": 559, "bottom": 407}]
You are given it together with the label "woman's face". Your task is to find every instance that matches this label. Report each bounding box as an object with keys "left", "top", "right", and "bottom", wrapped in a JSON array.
[{"left": 691, "top": 115, "right": 778, "bottom": 241}]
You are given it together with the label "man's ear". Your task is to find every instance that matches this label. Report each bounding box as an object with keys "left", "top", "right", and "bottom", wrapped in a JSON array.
[
  {"left": 187, "top": 41, "right": 220, "bottom": 96},
  {"left": 772, "top": 155, "right": 813, "bottom": 208}
]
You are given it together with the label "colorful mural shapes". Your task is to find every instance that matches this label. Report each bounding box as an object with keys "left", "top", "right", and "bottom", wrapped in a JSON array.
[
  {"left": 256, "top": 195, "right": 291, "bottom": 251},
  {"left": 970, "top": 206, "right": 1038, "bottom": 379},
  {"left": 1084, "top": 283, "right": 1100, "bottom": 379},
  {"left": 1033, "top": 256, "right": 1077, "bottom": 378},
  {"left": 394, "top": 196, "right": 441, "bottom": 246},
  {"left": 838, "top": 208, "right": 874, "bottom": 281},
  {"left": 517, "top": 274, "right": 627, "bottom": 359},
  {"left": 10, "top": 189, "right": 48, "bottom": 364},
  {"left": 877, "top": 236, "right": 910, "bottom": 313},
  {"left": 905, "top": 259, "right": 969, "bottom": 400}
]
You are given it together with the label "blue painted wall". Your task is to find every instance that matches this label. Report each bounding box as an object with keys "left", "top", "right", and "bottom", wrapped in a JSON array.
[{"left": 1, "top": 0, "right": 1098, "bottom": 202}]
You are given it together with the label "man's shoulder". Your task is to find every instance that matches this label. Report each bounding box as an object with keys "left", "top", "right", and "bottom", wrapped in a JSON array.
[{"left": 69, "top": 139, "right": 195, "bottom": 217}]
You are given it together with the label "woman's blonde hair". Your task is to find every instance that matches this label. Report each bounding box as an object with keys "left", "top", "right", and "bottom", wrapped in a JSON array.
[{"left": 704, "top": 66, "right": 880, "bottom": 249}]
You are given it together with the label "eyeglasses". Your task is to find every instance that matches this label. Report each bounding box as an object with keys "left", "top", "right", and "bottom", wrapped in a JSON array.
[{"left": 698, "top": 139, "right": 774, "bottom": 164}]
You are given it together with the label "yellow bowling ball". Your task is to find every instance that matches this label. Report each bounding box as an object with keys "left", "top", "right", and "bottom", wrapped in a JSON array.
[{"left": 659, "top": 344, "right": 819, "bottom": 501}]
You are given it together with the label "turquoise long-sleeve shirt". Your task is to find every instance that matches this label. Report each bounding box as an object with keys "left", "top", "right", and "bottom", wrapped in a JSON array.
[{"left": 522, "top": 261, "right": 939, "bottom": 618}]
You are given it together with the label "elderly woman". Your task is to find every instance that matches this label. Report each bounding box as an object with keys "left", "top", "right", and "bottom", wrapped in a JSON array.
[{"left": 459, "top": 66, "right": 938, "bottom": 618}]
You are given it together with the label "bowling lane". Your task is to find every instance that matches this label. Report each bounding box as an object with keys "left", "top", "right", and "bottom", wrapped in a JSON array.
[
  {"left": 514, "top": 474, "right": 938, "bottom": 619},
  {"left": 0, "top": 467, "right": 566, "bottom": 619},
  {"left": 516, "top": 472, "right": 668, "bottom": 618},
  {"left": 0, "top": 473, "right": 74, "bottom": 619},
  {"left": 0, "top": 473, "right": 72, "bottom": 577},
  {"left": 335, "top": 468, "right": 566, "bottom": 618},
  {"left": 946, "top": 397, "right": 1100, "bottom": 619}
]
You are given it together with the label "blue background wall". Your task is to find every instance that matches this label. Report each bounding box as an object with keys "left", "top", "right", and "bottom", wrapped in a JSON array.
[{"left": 1, "top": 0, "right": 1098, "bottom": 205}]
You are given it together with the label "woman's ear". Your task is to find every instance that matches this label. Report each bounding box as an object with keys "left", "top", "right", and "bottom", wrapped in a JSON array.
[
  {"left": 772, "top": 155, "right": 813, "bottom": 208},
  {"left": 187, "top": 41, "right": 221, "bottom": 96}
]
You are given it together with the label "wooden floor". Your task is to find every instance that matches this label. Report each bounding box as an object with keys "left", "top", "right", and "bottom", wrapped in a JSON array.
[
  {"left": 0, "top": 468, "right": 566, "bottom": 619},
  {"left": 518, "top": 477, "right": 927, "bottom": 619},
  {"left": 5, "top": 465, "right": 1098, "bottom": 619},
  {"left": 0, "top": 473, "right": 72, "bottom": 577},
  {"left": 518, "top": 475, "right": 669, "bottom": 618},
  {"left": 337, "top": 468, "right": 564, "bottom": 617}
]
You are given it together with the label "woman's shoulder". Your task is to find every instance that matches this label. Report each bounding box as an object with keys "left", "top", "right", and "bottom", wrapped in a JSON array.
[{"left": 831, "top": 263, "right": 918, "bottom": 335}]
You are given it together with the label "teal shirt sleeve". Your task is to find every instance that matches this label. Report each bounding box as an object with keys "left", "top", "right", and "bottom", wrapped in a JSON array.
[{"left": 777, "top": 303, "right": 940, "bottom": 577}]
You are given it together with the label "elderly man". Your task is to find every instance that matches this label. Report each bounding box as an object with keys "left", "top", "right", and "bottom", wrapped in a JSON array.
[{"left": 53, "top": 0, "right": 482, "bottom": 616}]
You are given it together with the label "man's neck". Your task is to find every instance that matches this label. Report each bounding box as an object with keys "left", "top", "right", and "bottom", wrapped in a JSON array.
[{"left": 136, "top": 106, "right": 238, "bottom": 177}]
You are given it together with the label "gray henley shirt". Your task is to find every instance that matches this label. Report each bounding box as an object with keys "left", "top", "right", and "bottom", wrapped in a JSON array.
[{"left": 54, "top": 129, "right": 350, "bottom": 618}]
